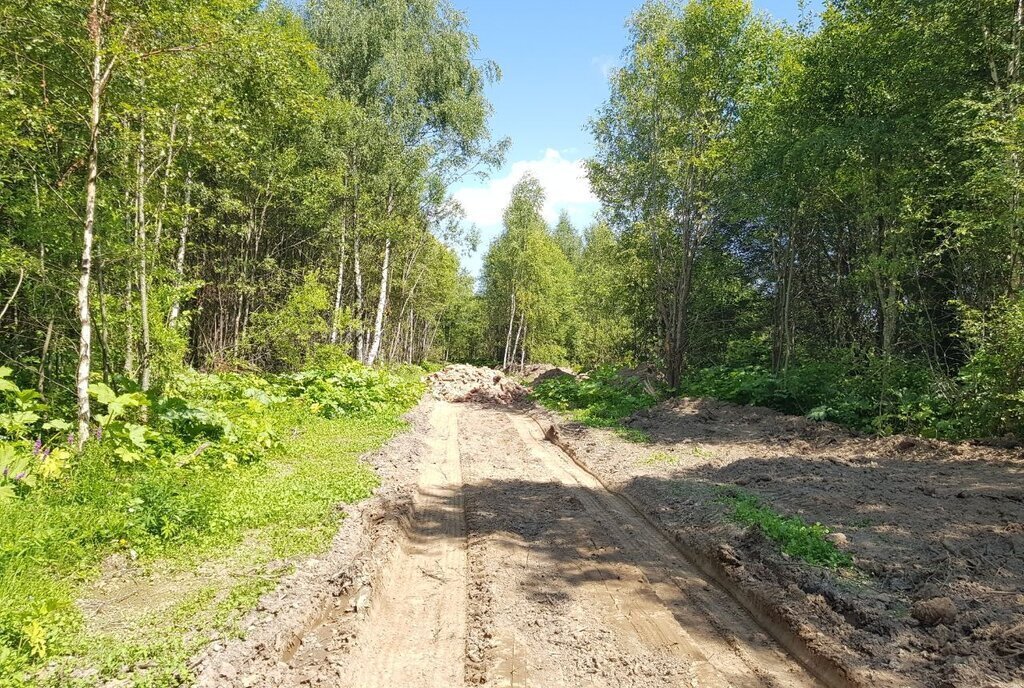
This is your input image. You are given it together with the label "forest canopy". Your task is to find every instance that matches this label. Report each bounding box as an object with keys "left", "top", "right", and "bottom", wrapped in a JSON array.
[{"left": 3, "top": 0, "right": 1024, "bottom": 448}]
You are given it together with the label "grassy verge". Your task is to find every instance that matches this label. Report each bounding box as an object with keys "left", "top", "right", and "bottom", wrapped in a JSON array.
[
  {"left": 0, "top": 365, "right": 424, "bottom": 687},
  {"left": 720, "top": 491, "right": 852, "bottom": 569},
  {"left": 530, "top": 366, "right": 661, "bottom": 442}
]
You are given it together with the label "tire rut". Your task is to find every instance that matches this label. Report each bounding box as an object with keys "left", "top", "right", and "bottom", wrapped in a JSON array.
[
  {"left": 459, "top": 403, "right": 822, "bottom": 688},
  {"left": 288, "top": 400, "right": 824, "bottom": 687}
]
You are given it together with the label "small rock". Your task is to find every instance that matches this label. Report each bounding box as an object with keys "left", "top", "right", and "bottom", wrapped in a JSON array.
[
  {"left": 351, "top": 584, "right": 372, "bottom": 613},
  {"left": 717, "top": 544, "right": 742, "bottom": 567},
  {"left": 912, "top": 597, "right": 958, "bottom": 627},
  {"left": 218, "top": 662, "right": 238, "bottom": 680},
  {"left": 826, "top": 532, "right": 849, "bottom": 548}
]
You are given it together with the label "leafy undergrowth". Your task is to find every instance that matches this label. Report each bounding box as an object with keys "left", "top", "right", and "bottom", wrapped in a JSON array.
[
  {"left": 0, "top": 361, "right": 424, "bottom": 687},
  {"left": 530, "top": 366, "right": 662, "bottom": 442},
  {"left": 721, "top": 491, "right": 853, "bottom": 570},
  {"left": 680, "top": 351, "right": 1024, "bottom": 440}
]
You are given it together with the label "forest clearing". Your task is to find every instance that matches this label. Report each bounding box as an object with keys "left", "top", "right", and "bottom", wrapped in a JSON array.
[{"left": 3, "top": 0, "right": 1024, "bottom": 686}]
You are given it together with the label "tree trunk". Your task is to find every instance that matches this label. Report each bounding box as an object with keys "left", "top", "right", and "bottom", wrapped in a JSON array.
[
  {"left": 519, "top": 319, "right": 527, "bottom": 370},
  {"left": 96, "top": 253, "right": 112, "bottom": 382},
  {"left": 365, "top": 237, "right": 391, "bottom": 366},
  {"left": 510, "top": 310, "right": 524, "bottom": 370},
  {"left": 136, "top": 113, "right": 152, "bottom": 390},
  {"left": 37, "top": 318, "right": 54, "bottom": 397},
  {"left": 124, "top": 278, "right": 135, "bottom": 376},
  {"left": 353, "top": 232, "right": 364, "bottom": 362},
  {"left": 77, "top": 0, "right": 110, "bottom": 448},
  {"left": 0, "top": 267, "right": 24, "bottom": 326},
  {"left": 502, "top": 291, "right": 516, "bottom": 368},
  {"left": 330, "top": 222, "right": 346, "bottom": 345},
  {"left": 168, "top": 158, "right": 192, "bottom": 327}
]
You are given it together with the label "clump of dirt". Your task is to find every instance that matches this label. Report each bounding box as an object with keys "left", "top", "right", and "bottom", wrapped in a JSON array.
[
  {"left": 427, "top": 364, "right": 526, "bottom": 404},
  {"left": 519, "top": 363, "right": 574, "bottom": 384},
  {"left": 534, "top": 395, "right": 1024, "bottom": 687}
]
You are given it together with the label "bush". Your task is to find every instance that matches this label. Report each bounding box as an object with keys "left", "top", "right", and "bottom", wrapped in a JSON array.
[
  {"left": 956, "top": 296, "right": 1024, "bottom": 437},
  {"left": 244, "top": 273, "right": 330, "bottom": 370},
  {"left": 680, "top": 356, "right": 967, "bottom": 438},
  {"left": 531, "top": 365, "right": 662, "bottom": 438}
]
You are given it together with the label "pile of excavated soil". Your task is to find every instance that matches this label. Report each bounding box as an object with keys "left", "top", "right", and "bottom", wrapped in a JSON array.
[
  {"left": 427, "top": 364, "right": 526, "bottom": 404},
  {"left": 519, "top": 363, "right": 574, "bottom": 384},
  {"left": 535, "top": 396, "right": 1024, "bottom": 688}
]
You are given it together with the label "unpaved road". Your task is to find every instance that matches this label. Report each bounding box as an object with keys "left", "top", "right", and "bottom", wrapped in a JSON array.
[{"left": 289, "top": 401, "right": 823, "bottom": 688}]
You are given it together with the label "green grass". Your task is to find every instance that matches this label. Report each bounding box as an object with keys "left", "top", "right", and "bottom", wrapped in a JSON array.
[
  {"left": 530, "top": 366, "right": 661, "bottom": 443},
  {"left": 0, "top": 372, "right": 423, "bottom": 687},
  {"left": 640, "top": 450, "right": 678, "bottom": 465},
  {"left": 722, "top": 492, "right": 853, "bottom": 569}
]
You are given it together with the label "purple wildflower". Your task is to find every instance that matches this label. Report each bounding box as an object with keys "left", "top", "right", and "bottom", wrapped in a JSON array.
[
  {"left": 13, "top": 471, "right": 26, "bottom": 481},
  {"left": 2, "top": 466, "right": 8, "bottom": 478},
  {"left": 67, "top": 432, "right": 75, "bottom": 446},
  {"left": 94, "top": 426, "right": 103, "bottom": 441},
  {"left": 33, "top": 438, "right": 42, "bottom": 455}
]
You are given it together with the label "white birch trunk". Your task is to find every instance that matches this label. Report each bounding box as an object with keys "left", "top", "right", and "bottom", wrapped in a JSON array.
[
  {"left": 330, "top": 223, "right": 346, "bottom": 345},
  {"left": 77, "top": 0, "right": 108, "bottom": 447},
  {"left": 353, "top": 233, "right": 364, "bottom": 362},
  {"left": 168, "top": 160, "right": 191, "bottom": 327},
  {"left": 365, "top": 237, "right": 391, "bottom": 366},
  {"left": 136, "top": 114, "right": 152, "bottom": 390}
]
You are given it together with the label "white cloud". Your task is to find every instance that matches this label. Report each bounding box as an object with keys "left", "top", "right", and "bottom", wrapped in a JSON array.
[
  {"left": 591, "top": 55, "right": 618, "bottom": 79},
  {"left": 454, "top": 148, "right": 599, "bottom": 229},
  {"left": 453, "top": 149, "right": 602, "bottom": 278}
]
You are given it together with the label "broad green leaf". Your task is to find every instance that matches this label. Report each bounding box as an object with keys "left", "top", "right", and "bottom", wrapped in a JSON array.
[{"left": 89, "top": 383, "right": 117, "bottom": 406}]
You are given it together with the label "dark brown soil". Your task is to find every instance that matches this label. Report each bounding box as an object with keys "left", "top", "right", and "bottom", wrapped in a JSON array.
[{"left": 534, "top": 396, "right": 1024, "bottom": 688}]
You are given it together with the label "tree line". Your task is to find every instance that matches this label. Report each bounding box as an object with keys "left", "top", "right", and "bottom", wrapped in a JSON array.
[
  {"left": 468, "top": 0, "right": 1024, "bottom": 439},
  {"left": 1, "top": 0, "right": 502, "bottom": 443}
]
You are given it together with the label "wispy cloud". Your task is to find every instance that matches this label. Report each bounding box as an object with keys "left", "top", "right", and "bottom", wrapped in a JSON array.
[{"left": 591, "top": 55, "right": 618, "bottom": 79}]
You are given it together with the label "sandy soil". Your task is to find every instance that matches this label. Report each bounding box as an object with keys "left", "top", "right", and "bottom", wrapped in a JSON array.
[
  {"left": 188, "top": 366, "right": 1024, "bottom": 688},
  {"left": 189, "top": 388, "right": 828, "bottom": 687},
  {"left": 536, "top": 396, "right": 1024, "bottom": 688}
]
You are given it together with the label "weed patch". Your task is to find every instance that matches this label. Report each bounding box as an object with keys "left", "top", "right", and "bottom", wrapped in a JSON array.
[
  {"left": 721, "top": 491, "right": 852, "bottom": 569},
  {"left": 531, "top": 366, "right": 661, "bottom": 442},
  {"left": 641, "top": 450, "right": 678, "bottom": 465}
]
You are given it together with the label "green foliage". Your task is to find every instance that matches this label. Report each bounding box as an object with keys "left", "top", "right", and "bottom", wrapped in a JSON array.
[
  {"left": 280, "top": 361, "right": 425, "bottom": 418},
  {"left": 680, "top": 349, "right": 1024, "bottom": 440},
  {"left": 245, "top": 273, "right": 331, "bottom": 371},
  {"left": 0, "top": 368, "right": 71, "bottom": 502},
  {"left": 0, "top": 362, "right": 422, "bottom": 683},
  {"left": 956, "top": 296, "right": 1024, "bottom": 437},
  {"left": 531, "top": 366, "right": 661, "bottom": 440},
  {"left": 723, "top": 492, "right": 853, "bottom": 570}
]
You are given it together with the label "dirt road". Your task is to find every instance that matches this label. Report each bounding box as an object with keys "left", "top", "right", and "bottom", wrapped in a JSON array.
[{"left": 287, "top": 400, "right": 823, "bottom": 688}]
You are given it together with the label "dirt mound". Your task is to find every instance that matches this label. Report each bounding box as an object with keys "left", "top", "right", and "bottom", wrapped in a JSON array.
[
  {"left": 521, "top": 363, "right": 574, "bottom": 384},
  {"left": 615, "top": 362, "right": 665, "bottom": 389},
  {"left": 622, "top": 395, "right": 853, "bottom": 445},
  {"left": 427, "top": 364, "right": 526, "bottom": 404}
]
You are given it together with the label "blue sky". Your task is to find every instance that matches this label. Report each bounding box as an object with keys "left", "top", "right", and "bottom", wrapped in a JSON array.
[{"left": 450, "top": 0, "right": 819, "bottom": 276}]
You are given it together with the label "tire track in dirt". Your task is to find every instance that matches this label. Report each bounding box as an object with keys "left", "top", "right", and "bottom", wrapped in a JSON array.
[
  {"left": 326, "top": 401, "right": 468, "bottom": 688},
  {"left": 460, "top": 402, "right": 822, "bottom": 688}
]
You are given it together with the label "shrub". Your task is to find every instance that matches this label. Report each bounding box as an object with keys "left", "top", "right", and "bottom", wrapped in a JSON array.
[
  {"left": 244, "top": 273, "right": 330, "bottom": 370},
  {"left": 531, "top": 365, "right": 662, "bottom": 439}
]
